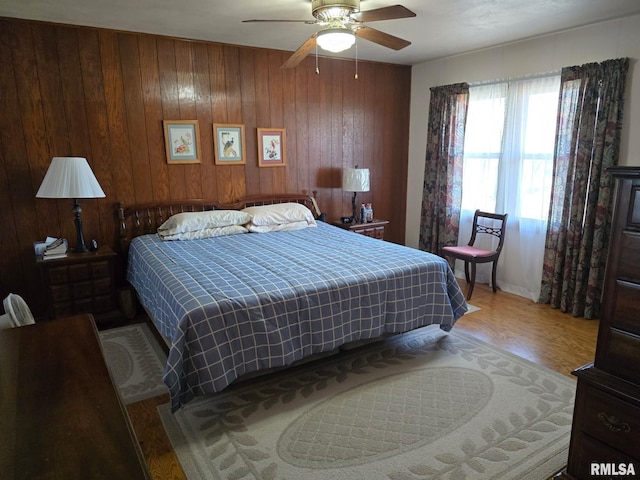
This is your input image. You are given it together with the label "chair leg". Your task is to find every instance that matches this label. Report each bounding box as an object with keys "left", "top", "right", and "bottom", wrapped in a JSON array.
[
  {"left": 466, "top": 262, "right": 477, "bottom": 300},
  {"left": 463, "top": 261, "right": 470, "bottom": 283},
  {"left": 491, "top": 261, "right": 498, "bottom": 293}
]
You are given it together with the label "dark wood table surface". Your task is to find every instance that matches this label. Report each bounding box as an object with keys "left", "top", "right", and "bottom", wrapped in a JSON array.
[{"left": 0, "top": 314, "right": 151, "bottom": 479}]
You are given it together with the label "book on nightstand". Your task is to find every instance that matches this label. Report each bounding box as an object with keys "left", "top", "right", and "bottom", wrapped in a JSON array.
[{"left": 34, "top": 237, "right": 68, "bottom": 260}]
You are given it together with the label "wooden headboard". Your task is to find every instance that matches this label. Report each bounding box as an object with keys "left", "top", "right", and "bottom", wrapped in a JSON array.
[{"left": 116, "top": 192, "right": 321, "bottom": 255}]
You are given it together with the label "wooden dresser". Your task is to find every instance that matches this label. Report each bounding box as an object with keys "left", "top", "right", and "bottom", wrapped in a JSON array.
[
  {"left": 0, "top": 314, "right": 151, "bottom": 479},
  {"left": 564, "top": 167, "right": 640, "bottom": 479}
]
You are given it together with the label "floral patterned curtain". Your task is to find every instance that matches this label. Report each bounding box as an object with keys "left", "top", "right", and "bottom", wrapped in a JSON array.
[
  {"left": 539, "top": 58, "right": 629, "bottom": 319},
  {"left": 419, "top": 83, "right": 469, "bottom": 255}
]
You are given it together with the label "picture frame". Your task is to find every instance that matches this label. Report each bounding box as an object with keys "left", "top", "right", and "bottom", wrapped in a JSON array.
[
  {"left": 257, "top": 128, "right": 286, "bottom": 167},
  {"left": 213, "top": 123, "right": 246, "bottom": 165},
  {"left": 163, "top": 120, "right": 201, "bottom": 164}
]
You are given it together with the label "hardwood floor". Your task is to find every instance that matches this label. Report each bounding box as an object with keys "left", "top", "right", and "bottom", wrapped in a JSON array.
[{"left": 125, "top": 282, "right": 599, "bottom": 480}]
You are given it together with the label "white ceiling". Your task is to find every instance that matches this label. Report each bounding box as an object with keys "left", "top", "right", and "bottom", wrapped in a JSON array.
[{"left": 2, "top": 0, "right": 640, "bottom": 66}]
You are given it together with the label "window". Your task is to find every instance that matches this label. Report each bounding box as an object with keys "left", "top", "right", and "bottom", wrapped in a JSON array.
[
  {"left": 461, "top": 76, "right": 560, "bottom": 220},
  {"left": 455, "top": 75, "right": 560, "bottom": 301}
]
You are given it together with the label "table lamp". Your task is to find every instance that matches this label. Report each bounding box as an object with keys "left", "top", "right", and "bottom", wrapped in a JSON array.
[
  {"left": 36, "top": 157, "right": 105, "bottom": 253},
  {"left": 342, "top": 166, "right": 370, "bottom": 223}
]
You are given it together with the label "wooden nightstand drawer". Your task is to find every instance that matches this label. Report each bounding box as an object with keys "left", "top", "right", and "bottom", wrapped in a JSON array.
[
  {"left": 47, "top": 266, "right": 69, "bottom": 285},
  {"left": 93, "top": 277, "right": 113, "bottom": 295},
  {"left": 69, "top": 263, "right": 91, "bottom": 282},
  {"left": 50, "top": 283, "right": 71, "bottom": 302},
  {"left": 332, "top": 219, "right": 389, "bottom": 240},
  {"left": 72, "top": 280, "right": 94, "bottom": 299},
  {"left": 91, "top": 261, "right": 111, "bottom": 278},
  {"left": 36, "top": 246, "right": 121, "bottom": 324},
  {"left": 351, "top": 225, "right": 385, "bottom": 239}
]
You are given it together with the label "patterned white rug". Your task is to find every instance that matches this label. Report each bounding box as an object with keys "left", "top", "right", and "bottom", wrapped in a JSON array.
[
  {"left": 157, "top": 325, "right": 575, "bottom": 480},
  {"left": 99, "top": 323, "right": 168, "bottom": 404}
]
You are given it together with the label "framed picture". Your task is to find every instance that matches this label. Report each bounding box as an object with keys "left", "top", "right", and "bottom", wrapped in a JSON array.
[
  {"left": 257, "top": 128, "right": 286, "bottom": 167},
  {"left": 163, "top": 120, "right": 201, "bottom": 164},
  {"left": 213, "top": 123, "right": 246, "bottom": 165}
]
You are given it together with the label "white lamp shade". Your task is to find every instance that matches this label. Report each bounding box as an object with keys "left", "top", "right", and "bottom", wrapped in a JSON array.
[
  {"left": 342, "top": 168, "right": 370, "bottom": 192},
  {"left": 36, "top": 157, "right": 105, "bottom": 199},
  {"left": 316, "top": 28, "right": 356, "bottom": 53}
]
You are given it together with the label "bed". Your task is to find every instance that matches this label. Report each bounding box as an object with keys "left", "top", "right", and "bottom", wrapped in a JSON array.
[{"left": 117, "top": 194, "right": 468, "bottom": 411}]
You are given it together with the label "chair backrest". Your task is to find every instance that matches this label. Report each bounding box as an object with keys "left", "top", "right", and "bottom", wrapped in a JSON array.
[{"left": 467, "top": 210, "right": 508, "bottom": 253}]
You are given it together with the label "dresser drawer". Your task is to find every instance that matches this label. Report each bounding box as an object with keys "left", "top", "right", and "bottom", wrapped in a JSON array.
[
  {"left": 567, "top": 432, "right": 636, "bottom": 480},
  {"left": 618, "top": 231, "right": 640, "bottom": 281},
  {"left": 581, "top": 385, "right": 640, "bottom": 459},
  {"left": 610, "top": 280, "right": 640, "bottom": 335},
  {"left": 596, "top": 328, "right": 640, "bottom": 384}
]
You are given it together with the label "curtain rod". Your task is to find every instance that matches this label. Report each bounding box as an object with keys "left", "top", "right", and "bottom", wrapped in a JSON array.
[{"left": 469, "top": 69, "right": 561, "bottom": 87}]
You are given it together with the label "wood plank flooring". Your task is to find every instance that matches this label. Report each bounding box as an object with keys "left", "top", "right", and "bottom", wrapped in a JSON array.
[{"left": 125, "top": 282, "right": 599, "bottom": 480}]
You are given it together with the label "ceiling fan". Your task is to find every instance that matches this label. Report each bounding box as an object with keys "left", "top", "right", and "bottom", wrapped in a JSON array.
[{"left": 243, "top": 0, "right": 416, "bottom": 69}]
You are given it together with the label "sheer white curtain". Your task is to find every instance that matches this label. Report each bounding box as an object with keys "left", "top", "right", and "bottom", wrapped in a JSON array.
[{"left": 458, "top": 75, "right": 560, "bottom": 301}]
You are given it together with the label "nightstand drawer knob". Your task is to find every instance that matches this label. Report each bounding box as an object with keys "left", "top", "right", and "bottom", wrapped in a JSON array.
[{"left": 598, "top": 412, "right": 631, "bottom": 433}]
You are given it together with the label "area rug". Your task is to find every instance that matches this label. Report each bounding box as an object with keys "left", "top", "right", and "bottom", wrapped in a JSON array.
[
  {"left": 99, "top": 323, "right": 168, "bottom": 404},
  {"left": 157, "top": 325, "right": 575, "bottom": 480}
]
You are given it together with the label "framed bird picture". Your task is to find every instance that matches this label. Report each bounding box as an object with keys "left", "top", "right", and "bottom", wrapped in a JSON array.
[
  {"left": 163, "top": 120, "right": 202, "bottom": 164},
  {"left": 213, "top": 123, "right": 246, "bottom": 165},
  {"left": 257, "top": 128, "right": 286, "bottom": 167}
]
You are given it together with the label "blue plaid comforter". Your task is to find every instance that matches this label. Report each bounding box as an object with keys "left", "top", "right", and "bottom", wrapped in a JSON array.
[{"left": 127, "top": 222, "right": 467, "bottom": 411}]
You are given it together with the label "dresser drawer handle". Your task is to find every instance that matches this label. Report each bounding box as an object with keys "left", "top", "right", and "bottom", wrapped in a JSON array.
[{"left": 598, "top": 412, "right": 631, "bottom": 433}]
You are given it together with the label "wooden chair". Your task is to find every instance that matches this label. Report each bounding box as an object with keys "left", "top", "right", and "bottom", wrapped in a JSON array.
[{"left": 441, "top": 210, "right": 508, "bottom": 301}]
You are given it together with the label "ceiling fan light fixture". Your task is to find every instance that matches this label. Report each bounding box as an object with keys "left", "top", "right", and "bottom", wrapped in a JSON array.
[{"left": 316, "top": 28, "right": 356, "bottom": 53}]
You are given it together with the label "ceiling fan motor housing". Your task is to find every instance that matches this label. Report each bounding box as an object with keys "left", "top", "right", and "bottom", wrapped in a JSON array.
[{"left": 312, "top": 0, "right": 359, "bottom": 23}]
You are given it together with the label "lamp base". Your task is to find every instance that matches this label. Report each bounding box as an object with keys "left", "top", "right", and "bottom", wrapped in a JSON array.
[
  {"left": 351, "top": 191, "right": 357, "bottom": 223},
  {"left": 73, "top": 199, "right": 89, "bottom": 254}
]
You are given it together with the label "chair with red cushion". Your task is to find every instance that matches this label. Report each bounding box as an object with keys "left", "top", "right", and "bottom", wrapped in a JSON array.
[{"left": 441, "top": 210, "right": 508, "bottom": 301}]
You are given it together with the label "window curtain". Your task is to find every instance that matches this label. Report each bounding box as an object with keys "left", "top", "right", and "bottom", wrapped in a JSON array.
[
  {"left": 419, "top": 83, "right": 469, "bottom": 255},
  {"left": 539, "top": 58, "right": 629, "bottom": 319},
  {"left": 459, "top": 76, "right": 560, "bottom": 301}
]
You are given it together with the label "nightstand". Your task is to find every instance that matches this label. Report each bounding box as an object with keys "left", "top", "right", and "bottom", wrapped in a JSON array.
[
  {"left": 332, "top": 219, "right": 389, "bottom": 240},
  {"left": 36, "top": 246, "right": 121, "bottom": 325}
]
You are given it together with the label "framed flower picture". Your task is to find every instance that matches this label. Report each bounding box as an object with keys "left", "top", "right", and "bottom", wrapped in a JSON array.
[
  {"left": 163, "top": 120, "right": 201, "bottom": 164},
  {"left": 213, "top": 123, "right": 246, "bottom": 165},
  {"left": 257, "top": 128, "right": 286, "bottom": 167}
]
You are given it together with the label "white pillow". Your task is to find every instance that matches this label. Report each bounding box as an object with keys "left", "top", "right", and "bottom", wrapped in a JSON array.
[
  {"left": 246, "top": 220, "right": 315, "bottom": 233},
  {"left": 158, "top": 210, "right": 251, "bottom": 236},
  {"left": 159, "top": 225, "right": 248, "bottom": 241},
  {"left": 242, "top": 203, "right": 316, "bottom": 227}
]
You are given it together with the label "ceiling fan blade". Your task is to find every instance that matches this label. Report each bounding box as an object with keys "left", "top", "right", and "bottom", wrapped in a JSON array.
[
  {"left": 243, "top": 19, "right": 317, "bottom": 24},
  {"left": 352, "top": 5, "right": 416, "bottom": 23},
  {"left": 281, "top": 34, "right": 318, "bottom": 69},
  {"left": 355, "top": 26, "right": 411, "bottom": 50}
]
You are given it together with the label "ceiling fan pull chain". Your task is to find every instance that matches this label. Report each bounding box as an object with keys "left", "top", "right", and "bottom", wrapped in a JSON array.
[
  {"left": 315, "top": 43, "right": 320, "bottom": 74},
  {"left": 354, "top": 37, "right": 359, "bottom": 79}
]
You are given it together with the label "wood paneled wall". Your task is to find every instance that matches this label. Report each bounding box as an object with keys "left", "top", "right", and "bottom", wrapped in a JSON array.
[{"left": 0, "top": 17, "right": 411, "bottom": 317}]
